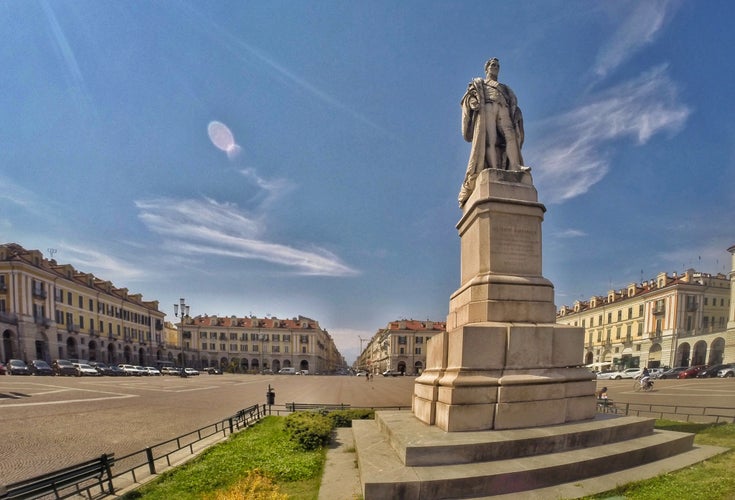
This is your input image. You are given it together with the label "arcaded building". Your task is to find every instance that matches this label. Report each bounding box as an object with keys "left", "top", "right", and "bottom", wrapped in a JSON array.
[
  {"left": 0, "top": 243, "right": 166, "bottom": 365},
  {"left": 557, "top": 266, "right": 733, "bottom": 370},
  {"left": 178, "top": 314, "right": 345, "bottom": 374},
  {"left": 357, "top": 319, "right": 446, "bottom": 376}
]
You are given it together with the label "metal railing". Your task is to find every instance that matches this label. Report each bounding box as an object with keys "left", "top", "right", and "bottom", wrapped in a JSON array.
[
  {"left": 619, "top": 402, "right": 735, "bottom": 424},
  {"left": 2, "top": 404, "right": 268, "bottom": 499},
  {"left": 109, "top": 404, "right": 267, "bottom": 493}
]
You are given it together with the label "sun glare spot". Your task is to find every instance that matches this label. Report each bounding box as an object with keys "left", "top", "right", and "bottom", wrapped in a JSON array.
[{"left": 207, "top": 121, "right": 241, "bottom": 159}]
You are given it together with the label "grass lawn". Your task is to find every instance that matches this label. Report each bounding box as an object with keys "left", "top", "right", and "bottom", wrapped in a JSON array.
[
  {"left": 586, "top": 420, "right": 735, "bottom": 500},
  {"left": 122, "top": 416, "right": 734, "bottom": 500},
  {"left": 121, "top": 416, "right": 325, "bottom": 500}
]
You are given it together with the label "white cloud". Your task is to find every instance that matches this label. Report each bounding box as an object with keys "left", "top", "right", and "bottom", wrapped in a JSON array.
[
  {"left": 593, "top": 0, "right": 677, "bottom": 79},
  {"left": 532, "top": 66, "right": 690, "bottom": 203},
  {"left": 58, "top": 243, "right": 146, "bottom": 281},
  {"left": 135, "top": 197, "right": 359, "bottom": 277},
  {"left": 556, "top": 229, "right": 587, "bottom": 238}
]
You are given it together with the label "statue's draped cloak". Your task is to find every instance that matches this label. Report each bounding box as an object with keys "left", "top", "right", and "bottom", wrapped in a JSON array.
[{"left": 458, "top": 78, "right": 525, "bottom": 206}]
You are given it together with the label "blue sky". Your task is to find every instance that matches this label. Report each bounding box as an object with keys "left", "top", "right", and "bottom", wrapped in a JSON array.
[{"left": 2, "top": 1, "right": 734, "bottom": 364}]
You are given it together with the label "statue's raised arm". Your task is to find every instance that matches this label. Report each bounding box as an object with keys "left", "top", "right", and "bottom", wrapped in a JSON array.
[{"left": 459, "top": 58, "right": 528, "bottom": 207}]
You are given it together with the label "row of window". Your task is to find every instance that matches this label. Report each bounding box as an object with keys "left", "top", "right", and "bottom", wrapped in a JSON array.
[
  {"left": 202, "top": 343, "right": 310, "bottom": 354},
  {"left": 198, "top": 332, "right": 297, "bottom": 342},
  {"left": 25, "top": 278, "right": 155, "bottom": 326}
]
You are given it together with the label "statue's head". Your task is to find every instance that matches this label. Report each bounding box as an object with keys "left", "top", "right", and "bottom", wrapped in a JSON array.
[{"left": 484, "top": 58, "right": 500, "bottom": 74}]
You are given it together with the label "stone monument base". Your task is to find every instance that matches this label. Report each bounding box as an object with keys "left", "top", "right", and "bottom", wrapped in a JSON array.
[
  {"left": 413, "top": 322, "right": 596, "bottom": 431},
  {"left": 353, "top": 410, "right": 724, "bottom": 499}
]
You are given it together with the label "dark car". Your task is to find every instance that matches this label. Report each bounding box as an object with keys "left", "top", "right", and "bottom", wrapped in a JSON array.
[
  {"left": 29, "top": 359, "right": 54, "bottom": 376},
  {"left": 0, "top": 362, "right": 6, "bottom": 375},
  {"left": 52, "top": 359, "right": 77, "bottom": 376},
  {"left": 696, "top": 363, "right": 730, "bottom": 378},
  {"left": 7, "top": 359, "right": 31, "bottom": 375},
  {"left": 89, "top": 361, "right": 118, "bottom": 376},
  {"left": 659, "top": 367, "right": 687, "bottom": 379},
  {"left": 678, "top": 365, "right": 707, "bottom": 379},
  {"left": 204, "top": 367, "right": 223, "bottom": 375}
]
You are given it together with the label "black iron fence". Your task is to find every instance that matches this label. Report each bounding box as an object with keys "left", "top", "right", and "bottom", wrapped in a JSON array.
[{"left": 1, "top": 404, "right": 267, "bottom": 499}]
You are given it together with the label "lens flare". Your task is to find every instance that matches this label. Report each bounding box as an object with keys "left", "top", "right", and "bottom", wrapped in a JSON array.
[{"left": 208, "top": 121, "right": 241, "bottom": 158}]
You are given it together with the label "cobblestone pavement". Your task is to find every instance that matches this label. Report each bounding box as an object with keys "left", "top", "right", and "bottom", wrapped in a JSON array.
[
  {"left": 0, "top": 373, "right": 415, "bottom": 484},
  {"left": 1, "top": 374, "right": 732, "bottom": 486}
]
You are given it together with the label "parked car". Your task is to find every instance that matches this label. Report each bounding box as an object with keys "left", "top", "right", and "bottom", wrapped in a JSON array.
[
  {"left": 717, "top": 364, "right": 735, "bottom": 378},
  {"left": 88, "top": 361, "right": 121, "bottom": 376},
  {"left": 355, "top": 371, "right": 367, "bottom": 377},
  {"left": 145, "top": 367, "right": 161, "bottom": 376},
  {"left": 659, "top": 367, "right": 687, "bottom": 379},
  {"left": 204, "top": 367, "right": 222, "bottom": 375},
  {"left": 73, "top": 363, "right": 100, "bottom": 376},
  {"left": 0, "top": 362, "right": 6, "bottom": 375},
  {"left": 648, "top": 368, "right": 665, "bottom": 379},
  {"left": 382, "top": 370, "right": 403, "bottom": 377},
  {"left": 595, "top": 371, "right": 616, "bottom": 380},
  {"left": 678, "top": 365, "right": 707, "bottom": 379},
  {"left": 7, "top": 359, "right": 30, "bottom": 375},
  {"left": 135, "top": 365, "right": 149, "bottom": 376},
  {"left": 160, "top": 366, "right": 180, "bottom": 376},
  {"left": 118, "top": 364, "right": 144, "bottom": 376},
  {"left": 608, "top": 368, "right": 641, "bottom": 380},
  {"left": 53, "top": 359, "right": 77, "bottom": 376},
  {"left": 278, "top": 367, "right": 298, "bottom": 375},
  {"left": 29, "top": 359, "right": 54, "bottom": 376},
  {"left": 696, "top": 364, "right": 730, "bottom": 378},
  {"left": 183, "top": 367, "right": 200, "bottom": 376}
]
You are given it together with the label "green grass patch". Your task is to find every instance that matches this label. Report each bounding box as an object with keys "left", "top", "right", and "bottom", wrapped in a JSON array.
[
  {"left": 585, "top": 421, "right": 735, "bottom": 500},
  {"left": 123, "top": 417, "right": 326, "bottom": 500}
]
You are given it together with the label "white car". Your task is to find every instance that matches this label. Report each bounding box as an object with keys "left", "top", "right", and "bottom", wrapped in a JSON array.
[
  {"left": 183, "top": 367, "right": 200, "bottom": 376},
  {"left": 145, "top": 366, "right": 161, "bottom": 376},
  {"left": 595, "top": 371, "right": 616, "bottom": 380},
  {"left": 718, "top": 364, "right": 735, "bottom": 378},
  {"left": 608, "top": 368, "right": 642, "bottom": 380},
  {"left": 118, "top": 364, "right": 144, "bottom": 376},
  {"left": 73, "top": 363, "right": 100, "bottom": 376}
]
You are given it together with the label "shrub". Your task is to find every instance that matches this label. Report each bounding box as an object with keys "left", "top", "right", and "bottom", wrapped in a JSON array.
[
  {"left": 327, "top": 409, "right": 375, "bottom": 428},
  {"left": 284, "top": 411, "right": 333, "bottom": 451}
]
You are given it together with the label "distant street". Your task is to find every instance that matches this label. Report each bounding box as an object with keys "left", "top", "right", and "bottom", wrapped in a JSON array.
[{"left": 0, "top": 374, "right": 732, "bottom": 484}]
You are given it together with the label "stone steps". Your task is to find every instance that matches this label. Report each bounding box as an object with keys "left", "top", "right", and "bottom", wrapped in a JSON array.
[{"left": 353, "top": 412, "right": 701, "bottom": 499}]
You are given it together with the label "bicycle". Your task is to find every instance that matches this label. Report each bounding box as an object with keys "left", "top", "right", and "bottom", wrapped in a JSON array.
[{"left": 633, "top": 378, "right": 654, "bottom": 392}]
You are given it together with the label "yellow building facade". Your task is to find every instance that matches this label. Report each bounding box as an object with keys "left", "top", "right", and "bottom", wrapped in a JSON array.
[
  {"left": 0, "top": 243, "right": 166, "bottom": 365},
  {"left": 557, "top": 268, "right": 733, "bottom": 370}
]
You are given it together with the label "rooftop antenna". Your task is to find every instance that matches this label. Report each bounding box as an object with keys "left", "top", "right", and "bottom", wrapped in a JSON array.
[{"left": 48, "top": 248, "right": 57, "bottom": 260}]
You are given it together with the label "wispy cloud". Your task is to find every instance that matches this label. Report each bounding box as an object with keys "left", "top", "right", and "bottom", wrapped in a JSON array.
[
  {"left": 135, "top": 196, "right": 359, "bottom": 277},
  {"left": 556, "top": 229, "right": 587, "bottom": 238},
  {"left": 658, "top": 238, "right": 734, "bottom": 274},
  {"left": 40, "top": 0, "right": 95, "bottom": 117},
  {"left": 179, "top": 3, "right": 387, "bottom": 135},
  {"left": 593, "top": 0, "right": 678, "bottom": 79},
  {"left": 57, "top": 243, "right": 146, "bottom": 281},
  {"left": 532, "top": 65, "right": 690, "bottom": 203}
]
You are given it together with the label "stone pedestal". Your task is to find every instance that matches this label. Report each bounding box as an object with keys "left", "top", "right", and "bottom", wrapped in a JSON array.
[{"left": 413, "top": 169, "right": 596, "bottom": 431}]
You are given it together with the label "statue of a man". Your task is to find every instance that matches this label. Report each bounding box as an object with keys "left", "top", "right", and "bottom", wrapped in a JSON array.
[{"left": 458, "top": 58, "right": 527, "bottom": 206}]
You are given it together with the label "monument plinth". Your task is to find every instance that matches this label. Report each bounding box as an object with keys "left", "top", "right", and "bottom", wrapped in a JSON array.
[{"left": 413, "top": 169, "right": 596, "bottom": 431}]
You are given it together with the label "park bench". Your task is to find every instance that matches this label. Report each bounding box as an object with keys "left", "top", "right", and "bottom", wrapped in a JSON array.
[
  {"left": 0, "top": 453, "right": 114, "bottom": 499},
  {"left": 286, "top": 403, "right": 351, "bottom": 412}
]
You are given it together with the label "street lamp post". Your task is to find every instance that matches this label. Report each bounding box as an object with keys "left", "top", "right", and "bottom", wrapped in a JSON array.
[
  {"left": 174, "top": 298, "right": 191, "bottom": 372},
  {"left": 259, "top": 331, "right": 267, "bottom": 373}
]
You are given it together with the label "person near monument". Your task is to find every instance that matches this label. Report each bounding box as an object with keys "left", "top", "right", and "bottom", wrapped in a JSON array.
[{"left": 458, "top": 57, "right": 527, "bottom": 206}]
